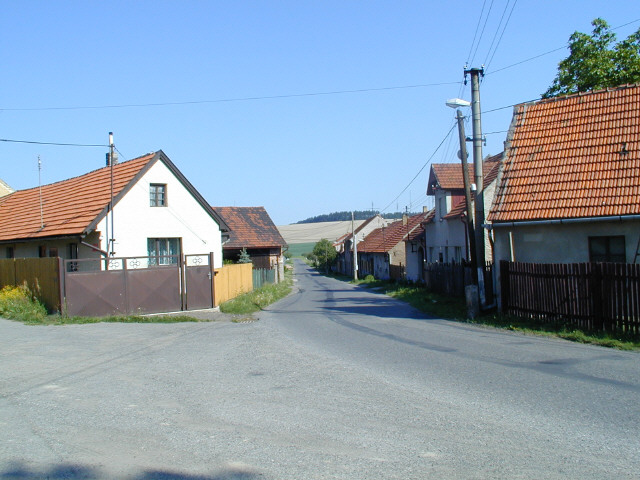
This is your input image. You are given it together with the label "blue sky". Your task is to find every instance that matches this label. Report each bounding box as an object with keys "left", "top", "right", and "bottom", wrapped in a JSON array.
[{"left": 1, "top": 1, "right": 639, "bottom": 225}]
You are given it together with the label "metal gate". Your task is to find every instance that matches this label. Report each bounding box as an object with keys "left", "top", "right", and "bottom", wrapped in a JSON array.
[
  {"left": 64, "top": 253, "right": 214, "bottom": 317},
  {"left": 184, "top": 253, "right": 214, "bottom": 310}
]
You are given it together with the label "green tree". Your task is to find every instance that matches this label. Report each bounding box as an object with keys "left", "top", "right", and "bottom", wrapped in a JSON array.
[
  {"left": 237, "top": 248, "right": 252, "bottom": 264},
  {"left": 312, "top": 238, "right": 337, "bottom": 272},
  {"left": 543, "top": 18, "right": 640, "bottom": 98}
]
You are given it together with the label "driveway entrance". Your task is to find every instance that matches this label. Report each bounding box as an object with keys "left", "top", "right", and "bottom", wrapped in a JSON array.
[{"left": 63, "top": 253, "right": 214, "bottom": 316}]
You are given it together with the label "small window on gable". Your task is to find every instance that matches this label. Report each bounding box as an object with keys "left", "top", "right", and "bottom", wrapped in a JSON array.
[
  {"left": 6, "top": 247, "right": 14, "bottom": 259},
  {"left": 589, "top": 236, "right": 626, "bottom": 263},
  {"left": 38, "top": 245, "right": 46, "bottom": 258},
  {"left": 150, "top": 184, "right": 167, "bottom": 207}
]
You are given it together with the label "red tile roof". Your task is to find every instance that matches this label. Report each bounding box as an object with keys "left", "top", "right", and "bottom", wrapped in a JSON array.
[
  {"left": 0, "top": 153, "right": 155, "bottom": 241},
  {"left": 358, "top": 212, "right": 432, "bottom": 253},
  {"left": 427, "top": 153, "right": 502, "bottom": 195},
  {"left": 213, "top": 206, "right": 286, "bottom": 249},
  {"left": 489, "top": 84, "right": 640, "bottom": 222}
]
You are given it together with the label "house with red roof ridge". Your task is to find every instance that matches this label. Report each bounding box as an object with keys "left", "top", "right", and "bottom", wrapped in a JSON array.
[
  {"left": 357, "top": 210, "right": 433, "bottom": 281},
  {"left": 212, "top": 206, "right": 287, "bottom": 281},
  {"left": 425, "top": 153, "right": 502, "bottom": 264},
  {"left": 0, "top": 151, "right": 229, "bottom": 266},
  {"left": 333, "top": 214, "right": 388, "bottom": 277},
  {"left": 488, "top": 83, "right": 640, "bottom": 265}
]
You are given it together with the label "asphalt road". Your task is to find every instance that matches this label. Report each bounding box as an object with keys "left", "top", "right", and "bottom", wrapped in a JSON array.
[{"left": 1, "top": 259, "right": 639, "bottom": 479}]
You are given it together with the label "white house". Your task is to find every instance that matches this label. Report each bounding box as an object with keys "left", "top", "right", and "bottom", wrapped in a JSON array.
[
  {"left": 0, "top": 151, "right": 229, "bottom": 267},
  {"left": 425, "top": 154, "right": 502, "bottom": 264}
]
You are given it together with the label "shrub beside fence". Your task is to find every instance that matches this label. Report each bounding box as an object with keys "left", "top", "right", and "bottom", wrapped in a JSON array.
[
  {"left": 214, "top": 263, "right": 253, "bottom": 306},
  {"left": 500, "top": 261, "right": 640, "bottom": 336},
  {"left": 0, "top": 258, "right": 62, "bottom": 312}
]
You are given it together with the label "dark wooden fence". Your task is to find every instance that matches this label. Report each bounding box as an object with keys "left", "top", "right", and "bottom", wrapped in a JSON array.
[
  {"left": 253, "top": 268, "right": 276, "bottom": 289},
  {"left": 0, "top": 258, "right": 63, "bottom": 312},
  {"left": 424, "top": 262, "right": 494, "bottom": 303},
  {"left": 500, "top": 261, "right": 640, "bottom": 336}
]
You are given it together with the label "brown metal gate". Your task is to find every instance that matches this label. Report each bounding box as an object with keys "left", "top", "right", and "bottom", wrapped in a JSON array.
[
  {"left": 64, "top": 253, "right": 214, "bottom": 317},
  {"left": 184, "top": 253, "right": 214, "bottom": 310}
]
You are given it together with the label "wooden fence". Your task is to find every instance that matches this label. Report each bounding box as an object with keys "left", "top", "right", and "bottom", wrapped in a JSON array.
[
  {"left": 213, "top": 263, "right": 253, "bottom": 306},
  {"left": 424, "top": 262, "right": 494, "bottom": 303},
  {"left": 0, "top": 258, "right": 63, "bottom": 312},
  {"left": 253, "top": 268, "right": 276, "bottom": 289},
  {"left": 500, "top": 261, "right": 640, "bottom": 336}
]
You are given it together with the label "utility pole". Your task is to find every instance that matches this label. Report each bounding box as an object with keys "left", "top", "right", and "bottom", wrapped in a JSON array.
[
  {"left": 454, "top": 110, "right": 477, "bottom": 277},
  {"left": 465, "top": 67, "right": 486, "bottom": 305},
  {"left": 352, "top": 211, "right": 358, "bottom": 281},
  {"left": 109, "top": 132, "right": 115, "bottom": 256}
]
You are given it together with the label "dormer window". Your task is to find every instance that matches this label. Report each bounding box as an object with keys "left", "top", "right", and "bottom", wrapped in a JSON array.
[{"left": 150, "top": 184, "right": 167, "bottom": 207}]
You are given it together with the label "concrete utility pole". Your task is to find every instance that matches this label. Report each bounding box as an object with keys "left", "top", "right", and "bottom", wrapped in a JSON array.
[
  {"left": 465, "top": 67, "right": 486, "bottom": 305},
  {"left": 352, "top": 211, "right": 358, "bottom": 281},
  {"left": 454, "top": 110, "right": 477, "bottom": 277}
]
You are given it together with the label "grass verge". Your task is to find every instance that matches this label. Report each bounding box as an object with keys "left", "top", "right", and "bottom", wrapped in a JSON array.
[
  {"left": 220, "top": 268, "right": 293, "bottom": 315},
  {"left": 351, "top": 276, "right": 640, "bottom": 351}
]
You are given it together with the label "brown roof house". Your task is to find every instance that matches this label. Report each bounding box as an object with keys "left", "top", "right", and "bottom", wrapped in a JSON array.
[
  {"left": 488, "top": 84, "right": 640, "bottom": 265},
  {"left": 357, "top": 211, "right": 434, "bottom": 281},
  {"left": 333, "top": 214, "right": 388, "bottom": 277},
  {"left": 0, "top": 151, "right": 229, "bottom": 267},
  {"left": 213, "top": 206, "right": 287, "bottom": 281},
  {"left": 425, "top": 154, "right": 502, "bottom": 264}
]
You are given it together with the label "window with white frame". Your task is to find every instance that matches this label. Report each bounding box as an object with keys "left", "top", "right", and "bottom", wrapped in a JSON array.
[{"left": 150, "top": 184, "right": 167, "bottom": 207}]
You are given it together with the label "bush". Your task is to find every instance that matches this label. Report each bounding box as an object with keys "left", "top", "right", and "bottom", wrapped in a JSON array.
[{"left": 0, "top": 284, "right": 47, "bottom": 323}]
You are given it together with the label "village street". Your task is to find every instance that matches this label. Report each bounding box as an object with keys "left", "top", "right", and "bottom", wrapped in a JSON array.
[{"left": 1, "top": 259, "right": 639, "bottom": 479}]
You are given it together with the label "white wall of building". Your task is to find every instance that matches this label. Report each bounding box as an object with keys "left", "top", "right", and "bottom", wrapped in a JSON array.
[
  {"left": 97, "top": 160, "right": 224, "bottom": 268},
  {"left": 493, "top": 220, "right": 640, "bottom": 265}
]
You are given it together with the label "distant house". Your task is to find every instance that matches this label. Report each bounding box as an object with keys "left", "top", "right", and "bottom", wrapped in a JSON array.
[
  {"left": 212, "top": 206, "right": 287, "bottom": 280},
  {"left": 0, "top": 151, "right": 229, "bottom": 266},
  {"left": 357, "top": 211, "right": 433, "bottom": 281},
  {"left": 488, "top": 84, "right": 640, "bottom": 264},
  {"left": 333, "top": 214, "right": 387, "bottom": 276},
  {"left": 0, "top": 179, "right": 14, "bottom": 198},
  {"left": 405, "top": 208, "right": 434, "bottom": 282},
  {"left": 425, "top": 154, "right": 502, "bottom": 264}
]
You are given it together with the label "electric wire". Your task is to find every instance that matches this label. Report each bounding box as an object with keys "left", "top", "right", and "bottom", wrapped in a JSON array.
[
  {"left": 486, "top": 17, "right": 640, "bottom": 76},
  {"left": 0, "top": 138, "right": 107, "bottom": 147},
  {"left": 1, "top": 81, "right": 460, "bottom": 112},
  {"left": 465, "top": 0, "right": 488, "bottom": 66},
  {"left": 380, "top": 122, "right": 457, "bottom": 215},
  {"left": 484, "top": 0, "right": 518, "bottom": 71},
  {"left": 469, "top": 0, "right": 495, "bottom": 67}
]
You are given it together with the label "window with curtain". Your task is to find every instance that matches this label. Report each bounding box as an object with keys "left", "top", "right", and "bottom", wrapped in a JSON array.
[{"left": 147, "top": 238, "right": 181, "bottom": 265}]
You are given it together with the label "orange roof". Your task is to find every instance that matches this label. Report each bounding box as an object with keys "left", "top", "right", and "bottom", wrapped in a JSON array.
[
  {"left": 358, "top": 212, "right": 432, "bottom": 253},
  {"left": 213, "top": 206, "right": 286, "bottom": 249},
  {"left": 0, "top": 153, "right": 155, "bottom": 241},
  {"left": 489, "top": 84, "right": 640, "bottom": 222},
  {"left": 427, "top": 153, "right": 502, "bottom": 195}
]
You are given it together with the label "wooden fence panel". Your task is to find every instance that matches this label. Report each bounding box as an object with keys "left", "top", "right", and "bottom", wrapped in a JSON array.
[
  {"left": 213, "top": 263, "right": 253, "bottom": 306},
  {"left": 0, "top": 257, "right": 62, "bottom": 312},
  {"left": 500, "top": 261, "right": 640, "bottom": 336}
]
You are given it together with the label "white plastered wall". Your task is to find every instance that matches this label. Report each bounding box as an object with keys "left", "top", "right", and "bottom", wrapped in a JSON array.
[{"left": 96, "top": 160, "right": 223, "bottom": 268}]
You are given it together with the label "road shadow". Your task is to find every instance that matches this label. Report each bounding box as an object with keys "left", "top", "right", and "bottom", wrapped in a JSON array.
[
  {"left": 316, "top": 296, "right": 431, "bottom": 320},
  {"left": 0, "top": 462, "right": 260, "bottom": 480}
]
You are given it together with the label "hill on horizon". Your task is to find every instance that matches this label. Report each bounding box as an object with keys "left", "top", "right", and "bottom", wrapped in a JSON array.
[{"left": 296, "top": 210, "right": 421, "bottom": 224}]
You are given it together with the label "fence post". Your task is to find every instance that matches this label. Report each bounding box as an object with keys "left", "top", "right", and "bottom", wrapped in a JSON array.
[{"left": 500, "top": 260, "right": 510, "bottom": 314}]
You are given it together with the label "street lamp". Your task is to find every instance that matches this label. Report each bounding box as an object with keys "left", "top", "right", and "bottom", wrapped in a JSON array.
[{"left": 446, "top": 98, "right": 479, "bottom": 306}]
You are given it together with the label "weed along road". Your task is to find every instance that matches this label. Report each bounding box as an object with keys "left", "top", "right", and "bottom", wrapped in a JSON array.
[{"left": 1, "top": 260, "right": 639, "bottom": 479}]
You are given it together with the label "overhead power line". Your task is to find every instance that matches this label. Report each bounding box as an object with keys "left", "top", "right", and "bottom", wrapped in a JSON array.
[
  {"left": 1, "top": 82, "right": 460, "bottom": 112},
  {"left": 0, "top": 138, "right": 107, "bottom": 147},
  {"left": 380, "top": 122, "right": 457, "bottom": 215}
]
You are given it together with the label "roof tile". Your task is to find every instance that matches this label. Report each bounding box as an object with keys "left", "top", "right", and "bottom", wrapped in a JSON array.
[{"left": 489, "top": 84, "right": 640, "bottom": 222}]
